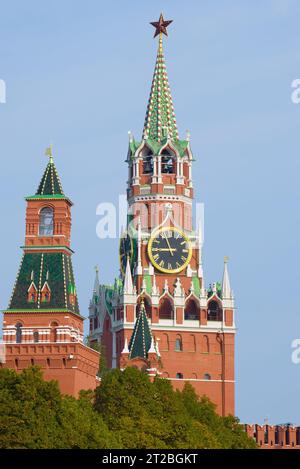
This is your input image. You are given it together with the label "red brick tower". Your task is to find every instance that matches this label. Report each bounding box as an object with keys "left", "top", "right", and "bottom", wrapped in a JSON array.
[
  {"left": 2, "top": 146, "right": 100, "bottom": 396},
  {"left": 89, "top": 15, "right": 236, "bottom": 416}
]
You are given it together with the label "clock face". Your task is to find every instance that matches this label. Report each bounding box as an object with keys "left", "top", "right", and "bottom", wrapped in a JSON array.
[
  {"left": 148, "top": 227, "right": 192, "bottom": 274},
  {"left": 119, "top": 232, "right": 133, "bottom": 276}
]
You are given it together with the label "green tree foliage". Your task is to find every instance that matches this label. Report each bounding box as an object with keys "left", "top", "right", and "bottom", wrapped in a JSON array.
[
  {"left": 0, "top": 366, "right": 256, "bottom": 449},
  {"left": 95, "top": 368, "right": 257, "bottom": 449},
  {"left": 0, "top": 367, "right": 118, "bottom": 449}
]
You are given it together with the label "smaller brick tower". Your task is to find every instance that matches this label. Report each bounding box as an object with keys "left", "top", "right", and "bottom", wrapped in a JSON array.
[{"left": 1, "top": 147, "right": 99, "bottom": 396}]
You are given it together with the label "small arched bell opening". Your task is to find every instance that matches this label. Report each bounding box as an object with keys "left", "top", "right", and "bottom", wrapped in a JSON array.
[
  {"left": 184, "top": 298, "right": 199, "bottom": 321},
  {"left": 39, "top": 207, "right": 54, "bottom": 236},
  {"left": 207, "top": 300, "right": 223, "bottom": 321},
  {"left": 161, "top": 149, "right": 175, "bottom": 174},
  {"left": 159, "top": 296, "right": 174, "bottom": 320},
  {"left": 176, "top": 372, "right": 183, "bottom": 379},
  {"left": 141, "top": 147, "right": 154, "bottom": 175},
  {"left": 204, "top": 373, "right": 211, "bottom": 380}
]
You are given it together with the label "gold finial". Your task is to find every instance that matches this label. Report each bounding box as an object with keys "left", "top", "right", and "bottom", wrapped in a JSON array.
[
  {"left": 45, "top": 144, "right": 53, "bottom": 163},
  {"left": 224, "top": 256, "right": 229, "bottom": 263},
  {"left": 95, "top": 265, "right": 99, "bottom": 274}
]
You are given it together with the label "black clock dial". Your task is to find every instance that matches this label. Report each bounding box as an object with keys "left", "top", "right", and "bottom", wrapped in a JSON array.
[
  {"left": 148, "top": 227, "right": 192, "bottom": 274},
  {"left": 119, "top": 232, "right": 133, "bottom": 276}
]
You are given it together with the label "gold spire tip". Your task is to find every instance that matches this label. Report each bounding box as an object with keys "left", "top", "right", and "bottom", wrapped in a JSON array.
[{"left": 45, "top": 144, "right": 53, "bottom": 162}]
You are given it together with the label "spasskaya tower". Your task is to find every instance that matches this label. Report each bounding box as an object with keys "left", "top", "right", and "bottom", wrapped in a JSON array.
[{"left": 89, "top": 14, "right": 236, "bottom": 416}]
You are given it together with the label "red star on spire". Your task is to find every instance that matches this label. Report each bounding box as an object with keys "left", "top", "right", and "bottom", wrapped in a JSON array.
[{"left": 150, "top": 13, "right": 173, "bottom": 38}]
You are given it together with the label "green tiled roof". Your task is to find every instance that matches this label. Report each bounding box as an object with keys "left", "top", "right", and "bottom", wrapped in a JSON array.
[
  {"left": 128, "top": 137, "right": 189, "bottom": 159},
  {"left": 143, "top": 274, "right": 152, "bottom": 295},
  {"left": 143, "top": 34, "right": 178, "bottom": 142},
  {"left": 192, "top": 277, "right": 201, "bottom": 297},
  {"left": 36, "top": 157, "right": 64, "bottom": 196},
  {"left": 129, "top": 301, "right": 153, "bottom": 360},
  {"left": 8, "top": 252, "right": 80, "bottom": 314},
  {"left": 104, "top": 286, "right": 114, "bottom": 316}
]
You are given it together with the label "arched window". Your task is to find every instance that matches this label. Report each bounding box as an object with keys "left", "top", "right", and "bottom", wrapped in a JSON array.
[
  {"left": 161, "top": 149, "right": 175, "bottom": 174},
  {"left": 207, "top": 300, "right": 222, "bottom": 321},
  {"left": 50, "top": 321, "right": 58, "bottom": 342},
  {"left": 184, "top": 299, "right": 199, "bottom": 320},
  {"left": 39, "top": 207, "right": 54, "bottom": 236},
  {"left": 204, "top": 373, "right": 211, "bottom": 380},
  {"left": 137, "top": 297, "right": 152, "bottom": 319},
  {"left": 176, "top": 373, "right": 183, "bottom": 379},
  {"left": 160, "top": 333, "right": 169, "bottom": 351},
  {"left": 216, "top": 337, "right": 223, "bottom": 354},
  {"left": 33, "top": 331, "right": 39, "bottom": 343},
  {"left": 15, "top": 323, "right": 22, "bottom": 344},
  {"left": 159, "top": 297, "right": 173, "bottom": 320},
  {"left": 175, "top": 335, "right": 182, "bottom": 351},
  {"left": 190, "top": 334, "right": 196, "bottom": 352},
  {"left": 286, "top": 428, "right": 290, "bottom": 446},
  {"left": 202, "top": 335, "right": 209, "bottom": 353}
]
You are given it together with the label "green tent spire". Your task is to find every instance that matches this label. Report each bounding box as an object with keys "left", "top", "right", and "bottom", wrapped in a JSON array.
[
  {"left": 129, "top": 299, "right": 153, "bottom": 360},
  {"left": 143, "top": 32, "right": 179, "bottom": 142},
  {"left": 36, "top": 145, "right": 64, "bottom": 196}
]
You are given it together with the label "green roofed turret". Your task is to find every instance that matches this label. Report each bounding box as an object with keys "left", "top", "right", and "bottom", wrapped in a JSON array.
[{"left": 129, "top": 299, "right": 157, "bottom": 360}]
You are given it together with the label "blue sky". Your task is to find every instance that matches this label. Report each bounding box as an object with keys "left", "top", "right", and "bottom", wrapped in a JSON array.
[{"left": 1, "top": 0, "right": 300, "bottom": 424}]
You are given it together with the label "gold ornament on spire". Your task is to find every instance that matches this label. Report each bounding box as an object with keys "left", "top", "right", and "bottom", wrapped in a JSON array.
[
  {"left": 45, "top": 144, "right": 53, "bottom": 163},
  {"left": 224, "top": 256, "right": 229, "bottom": 263}
]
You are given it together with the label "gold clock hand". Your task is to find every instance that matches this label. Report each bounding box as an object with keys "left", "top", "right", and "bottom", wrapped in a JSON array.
[{"left": 163, "top": 234, "right": 174, "bottom": 257}]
